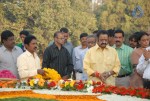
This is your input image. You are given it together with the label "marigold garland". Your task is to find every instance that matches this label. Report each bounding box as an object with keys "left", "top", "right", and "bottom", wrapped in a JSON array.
[
  {"left": 0, "top": 90, "right": 55, "bottom": 100},
  {"left": 34, "top": 68, "right": 61, "bottom": 81},
  {"left": 0, "top": 80, "right": 17, "bottom": 88}
]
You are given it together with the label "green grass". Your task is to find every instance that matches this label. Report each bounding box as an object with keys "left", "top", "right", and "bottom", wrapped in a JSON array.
[{"left": 0, "top": 97, "right": 58, "bottom": 101}]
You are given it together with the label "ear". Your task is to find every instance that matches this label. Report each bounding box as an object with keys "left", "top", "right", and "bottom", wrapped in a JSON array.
[
  {"left": 24, "top": 44, "right": 28, "bottom": 49},
  {"left": 138, "top": 40, "right": 141, "bottom": 45},
  {"left": 2, "top": 39, "right": 6, "bottom": 43}
]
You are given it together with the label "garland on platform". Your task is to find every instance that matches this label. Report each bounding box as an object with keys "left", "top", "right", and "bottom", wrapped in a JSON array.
[
  {"left": 0, "top": 67, "right": 150, "bottom": 99},
  {"left": 0, "top": 90, "right": 103, "bottom": 101}
]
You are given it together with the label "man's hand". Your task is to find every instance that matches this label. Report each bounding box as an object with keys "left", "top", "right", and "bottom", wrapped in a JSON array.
[
  {"left": 37, "top": 69, "right": 46, "bottom": 75},
  {"left": 91, "top": 72, "right": 106, "bottom": 83},
  {"left": 143, "top": 49, "right": 150, "bottom": 60},
  {"left": 62, "top": 75, "right": 70, "bottom": 80},
  {"left": 101, "top": 71, "right": 111, "bottom": 80}
]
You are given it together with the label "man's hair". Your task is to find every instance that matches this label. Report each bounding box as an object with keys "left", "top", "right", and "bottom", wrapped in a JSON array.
[
  {"left": 80, "top": 33, "right": 88, "bottom": 39},
  {"left": 53, "top": 31, "right": 62, "bottom": 38},
  {"left": 19, "top": 30, "right": 30, "bottom": 36},
  {"left": 114, "top": 29, "right": 124, "bottom": 37},
  {"left": 24, "top": 35, "right": 36, "bottom": 45},
  {"left": 1, "top": 30, "right": 14, "bottom": 43},
  {"left": 129, "top": 34, "right": 138, "bottom": 42},
  {"left": 60, "top": 27, "right": 69, "bottom": 33},
  {"left": 96, "top": 30, "right": 108, "bottom": 38},
  {"left": 107, "top": 29, "right": 115, "bottom": 37},
  {"left": 87, "top": 34, "right": 96, "bottom": 39}
]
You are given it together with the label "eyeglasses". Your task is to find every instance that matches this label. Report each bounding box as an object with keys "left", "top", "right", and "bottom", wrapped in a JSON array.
[{"left": 57, "top": 37, "right": 65, "bottom": 40}]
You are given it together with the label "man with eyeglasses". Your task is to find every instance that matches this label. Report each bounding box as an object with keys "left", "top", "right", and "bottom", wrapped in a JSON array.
[
  {"left": 42, "top": 31, "right": 73, "bottom": 79},
  {"left": 48, "top": 28, "right": 73, "bottom": 56}
]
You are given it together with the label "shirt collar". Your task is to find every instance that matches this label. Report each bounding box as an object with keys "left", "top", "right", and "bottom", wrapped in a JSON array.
[
  {"left": 52, "top": 43, "right": 64, "bottom": 49},
  {"left": 1, "top": 45, "right": 17, "bottom": 52},
  {"left": 95, "top": 44, "right": 109, "bottom": 50},
  {"left": 25, "top": 50, "right": 37, "bottom": 57},
  {"left": 114, "top": 44, "right": 125, "bottom": 50}
]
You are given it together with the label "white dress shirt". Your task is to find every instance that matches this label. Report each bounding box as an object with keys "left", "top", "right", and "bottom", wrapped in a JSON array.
[
  {"left": 17, "top": 50, "right": 41, "bottom": 79},
  {"left": 136, "top": 47, "right": 150, "bottom": 80},
  {"left": 0, "top": 45, "right": 23, "bottom": 79},
  {"left": 72, "top": 45, "right": 88, "bottom": 71}
]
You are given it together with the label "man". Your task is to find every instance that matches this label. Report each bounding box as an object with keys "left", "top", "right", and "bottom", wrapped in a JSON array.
[
  {"left": 137, "top": 48, "right": 150, "bottom": 89},
  {"left": 77, "top": 34, "right": 96, "bottom": 80},
  {"left": 0, "top": 30, "right": 23, "bottom": 79},
  {"left": 17, "top": 35, "right": 45, "bottom": 79},
  {"left": 16, "top": 30, "right": 30, "bottom": 52},
  {"left": 114, "top": 29, "right": 133, "bottom": 88},
  {"left": 42, "top": 31, "right": 73, "bottom": 79},
  {"left": 72, "top": 33, "right": 88, "bottom": 79},
  {"left": 107, "top": 29, "right": 115, "bottom": 47},
  {"left": 48, "top": 27, "right": 73, "bottom": 55},
  {"left": 129, "top": 33, "right": 138, "bottom": 49},
  {"left": 83, "top": 30, "right": 120, "bottom": 86}
]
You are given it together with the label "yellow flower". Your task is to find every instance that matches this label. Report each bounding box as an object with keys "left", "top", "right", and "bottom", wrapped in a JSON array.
[
  {"left": 70, "top": 80, "right": 75, "bottom": 87},
  {"left": 43, "top": 68, "right": 61, "bottom": 81},
  {"left": 32, "top": 68, "right": 61, "bottom": 81},
  {"left": 29, "top": 80, "right": 34, "bottom": 87},
  {"left": 65, "top": 81, "right": 70, "bottom": 87},
  {"left": 38, "top": 79, "right": 45, "bottom": 87},
  {"left": 34, "top": 74, "right": 43, "bottom": 79}
]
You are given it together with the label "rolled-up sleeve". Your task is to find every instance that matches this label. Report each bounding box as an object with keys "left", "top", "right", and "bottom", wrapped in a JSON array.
[{"left": 136, "top": 55, "right": 148, "bottom": 75}]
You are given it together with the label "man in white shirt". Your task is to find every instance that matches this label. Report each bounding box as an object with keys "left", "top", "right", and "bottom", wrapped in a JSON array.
[
  {"left": 72, "top": 33, "right": 88, "bottom": 80},
  {"left": 136, "top": 47, "right": 150, "bottom": 89},
  {"left": 78, "top": 34, "right": 96, "bottom": 80},
  {"left": 0, "top": 30, "right": 23, "bottom": 79},
  {"left": 17, "top": 35, "right": 45, "bottom": 79}
]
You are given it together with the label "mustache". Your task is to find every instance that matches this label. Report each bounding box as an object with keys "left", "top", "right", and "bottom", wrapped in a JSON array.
[
  {"left": 116, "top": 41, "right": 120, "bottom": 43},
  {"left": 101, "top": 42, "right": 107, "bottom": 45}
]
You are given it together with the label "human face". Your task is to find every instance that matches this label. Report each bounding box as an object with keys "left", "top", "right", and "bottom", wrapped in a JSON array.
[
  {"left": 25, "top": 39, "right": 37, "bottom": 53},
  {"left": 139, "top": 35, "right": 149, "bottom": 48},
  {"left": 87, "top": 37, "right": 96, "bottom": 48},
  {"left": 63, "top": 33, "right": 69, "bottom": 43},
  {"left": 56, "top": 33, "right": 65, "bottom": 45},
  {"left": 80, "top": 37, "right": 87, "bottom": 46},
  {"left": 108, "top": 36, "right": 115, "bottom": 46},
  {"left": 20, "top": 34, "right": 26, "bottom": 43},
  {"left": 129, "top": 38, "right": 137, "bottom": 48},
  {"left": 97, "top": 34, "right": 108, "bottom": 48},
  {"left": 114, "top": 33, "right": 124, "bottom": 47},
  {"left": 3, "top": 36, "right": 15, "bottom": 49}
]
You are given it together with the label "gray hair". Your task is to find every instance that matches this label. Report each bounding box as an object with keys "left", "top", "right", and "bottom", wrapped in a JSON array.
[{"left": 87, "top": 34, "right": 96, "bottom": 39}]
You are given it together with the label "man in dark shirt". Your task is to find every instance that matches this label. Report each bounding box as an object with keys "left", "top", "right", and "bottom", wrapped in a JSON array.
[{"left": 42, "top": 31, "right": 73, "bottom": 79}]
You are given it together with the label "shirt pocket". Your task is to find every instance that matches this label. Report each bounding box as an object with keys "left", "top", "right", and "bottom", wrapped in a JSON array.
[{"left": 105, "top": 57, "right": 114, "bottom": 68}]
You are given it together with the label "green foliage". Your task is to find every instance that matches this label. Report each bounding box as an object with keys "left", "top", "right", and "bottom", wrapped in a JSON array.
[
  {"left": 0, "top": 0, "right": 97, "bottom": 56},
  {"left": 95, "top": 0, "right": 150, "bottom": 34},
  {"left": 0, "top": 97, "right": 58, "bottom": 101},
  {"left": 0, "top": 0, "right": 150, "bottom": 55}
]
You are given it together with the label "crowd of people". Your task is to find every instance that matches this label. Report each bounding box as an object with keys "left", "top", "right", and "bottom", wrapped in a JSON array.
[{"left": 0, "top": 27, "right": 150, "bottom": 89}]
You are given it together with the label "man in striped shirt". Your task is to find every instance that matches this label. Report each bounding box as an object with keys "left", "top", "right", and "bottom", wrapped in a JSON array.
[{"left": 114, "top": 29, "right": 133, "bottom": 88}]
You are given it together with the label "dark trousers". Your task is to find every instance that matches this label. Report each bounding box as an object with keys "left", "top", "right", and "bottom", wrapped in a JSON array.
[{"left": 143, "top": 79, "right": 150, "bottom": 89}]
